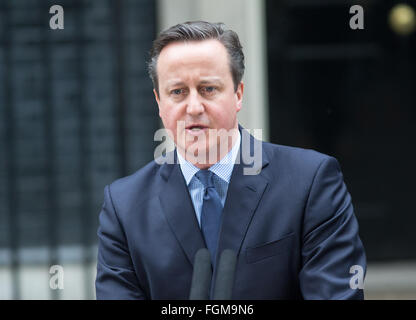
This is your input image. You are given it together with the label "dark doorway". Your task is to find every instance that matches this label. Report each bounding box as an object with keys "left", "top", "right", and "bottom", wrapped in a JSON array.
[{"left": 266, "top": 1, "right": 416, "bottom": 261}]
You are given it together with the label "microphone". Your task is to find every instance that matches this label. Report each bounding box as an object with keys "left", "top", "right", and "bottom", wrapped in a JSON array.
[
  {"left": 189, "top": 248, "right": 212, "bottom": 300},
  {"left": 212, "top": 249, "right": 237, "bottom": 300}
]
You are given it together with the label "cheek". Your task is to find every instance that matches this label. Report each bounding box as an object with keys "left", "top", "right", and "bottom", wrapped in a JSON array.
[
  {"left": 214, "top": 100, "right": 238, "bottom": 123},
  {"left": 160, "top": 105, "right": 184, "bottom": 131}
]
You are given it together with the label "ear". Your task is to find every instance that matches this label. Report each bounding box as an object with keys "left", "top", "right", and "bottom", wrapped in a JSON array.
[
  {"left": 153, "top": 89, "right": 162, "bottom": 117},
  {"left": 235, "top": 81, "right": 244, "bottom": 112}
]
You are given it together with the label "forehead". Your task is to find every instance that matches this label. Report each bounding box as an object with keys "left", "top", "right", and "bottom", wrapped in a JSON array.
[{"left": 156, "top": 39, "right": 231, "bottom": 83}]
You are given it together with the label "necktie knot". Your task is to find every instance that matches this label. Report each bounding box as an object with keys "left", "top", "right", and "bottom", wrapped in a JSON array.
[
  {"left": 195, "top": 170, "right": 215, "bottom": 189},
  {"left": 195, "top": 169, "right": 222, "bottom": 266}
]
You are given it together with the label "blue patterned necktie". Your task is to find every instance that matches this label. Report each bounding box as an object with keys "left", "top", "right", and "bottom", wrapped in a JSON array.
[{"left": 195, "top": 170, "right": 223, "bottom": 265}]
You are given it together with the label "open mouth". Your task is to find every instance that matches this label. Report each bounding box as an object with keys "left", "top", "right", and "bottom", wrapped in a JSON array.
[
  {"left": 189, "top": 126, "right": 205, "bottom": 131},
  {"left": 185, "top": 123, "right": 208, "bottom": 136},
  {"left": 186, "top": 124, "right": 209, "bottom": 133}
]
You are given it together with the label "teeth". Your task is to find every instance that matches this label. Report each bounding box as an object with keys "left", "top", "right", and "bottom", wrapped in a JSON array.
[{"left": 190, "top": 127, "right": 202, "bottom": 131}]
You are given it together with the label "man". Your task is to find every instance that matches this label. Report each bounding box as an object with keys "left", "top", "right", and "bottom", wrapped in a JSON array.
[{"left": 95, "top": 21, "right": 366, "bottom": 299}]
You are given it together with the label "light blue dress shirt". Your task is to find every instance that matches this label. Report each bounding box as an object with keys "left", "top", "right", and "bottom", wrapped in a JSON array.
[{"left": 177, "top": 132, "right": 241, "bottom": 227}]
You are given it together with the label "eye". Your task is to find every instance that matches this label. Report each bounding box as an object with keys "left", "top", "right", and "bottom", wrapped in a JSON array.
[
  {"left": 201, "top": 86, "right": 216, "bottom": 94},
  {"left": 171, "top": 88, "right": 183, "bottom": 95}
]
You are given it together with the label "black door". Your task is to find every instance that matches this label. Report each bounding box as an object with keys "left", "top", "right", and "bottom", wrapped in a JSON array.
[{"left": 266, "top": 1, "right": 416, "bottom": 261}]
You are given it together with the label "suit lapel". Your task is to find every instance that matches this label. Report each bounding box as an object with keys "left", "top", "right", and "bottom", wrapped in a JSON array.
[
  {"left": 158, "top": 154, "right": 206, "bottom": 267},
  {"left": 216, "top": 129, "right": 270, "bottom": 264}
]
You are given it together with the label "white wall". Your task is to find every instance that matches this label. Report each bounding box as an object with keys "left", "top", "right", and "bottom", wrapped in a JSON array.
[{"left": 0, "top": 246, "right": 97, "bottom": 300}]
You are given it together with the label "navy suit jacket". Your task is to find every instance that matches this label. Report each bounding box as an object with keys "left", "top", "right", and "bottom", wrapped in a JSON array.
[{"left": 95, "top": 128, "right": 366, "bottom": 299}]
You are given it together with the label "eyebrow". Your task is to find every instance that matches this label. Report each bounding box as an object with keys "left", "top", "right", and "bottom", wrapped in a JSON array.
[
  {"left": 199, "top": 78, "right": 223, "bottom": 85},
  {"left": 166, "top": 80, "right": 186, "bottom": 88},
  {"left": 165, "top": 78, "right": 224, "bottom": 88}
]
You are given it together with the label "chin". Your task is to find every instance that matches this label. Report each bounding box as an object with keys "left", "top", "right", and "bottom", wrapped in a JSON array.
[{"left": 183, "top": 143, "right": 211, "bottom": 163}]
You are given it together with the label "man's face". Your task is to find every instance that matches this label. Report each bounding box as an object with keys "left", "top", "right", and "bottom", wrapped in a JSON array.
[{"left": 154, "top": 39, "right": 243, "bottom": 168}]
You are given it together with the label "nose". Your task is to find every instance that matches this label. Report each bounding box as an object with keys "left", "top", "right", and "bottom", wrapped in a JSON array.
[{"left": 186, "top": 89, "right": 204, "bottom": 116}]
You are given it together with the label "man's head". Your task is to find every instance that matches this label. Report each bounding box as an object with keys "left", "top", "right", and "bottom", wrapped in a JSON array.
[
  {"left": 148, "top": 21, "right": 245, "bottom": 168},
  {"left": 148, "top": 21, "right": 245, "bottom": 96}
]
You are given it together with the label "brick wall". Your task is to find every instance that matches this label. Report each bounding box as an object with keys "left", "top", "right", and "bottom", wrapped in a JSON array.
[{"left": 0, "top": 0, "right": 158, "bottom": 251}]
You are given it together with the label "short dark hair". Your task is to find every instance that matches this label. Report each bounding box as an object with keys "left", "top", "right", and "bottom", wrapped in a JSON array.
[{"left": 148, "top": 21, "right": 245, "bottom": 95}]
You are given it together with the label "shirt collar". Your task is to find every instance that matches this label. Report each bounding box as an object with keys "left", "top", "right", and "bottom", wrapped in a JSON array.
[{"left": 177, "top": 130, "right": 241, "bottom": 185}]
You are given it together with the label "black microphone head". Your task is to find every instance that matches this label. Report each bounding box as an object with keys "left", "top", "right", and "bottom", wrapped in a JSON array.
[
  {"left": 189, "top": 248, "right": 212, "bottom": 300},
  {"left": 213, "top": 249, "right": 237, "bottom": 300}
]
